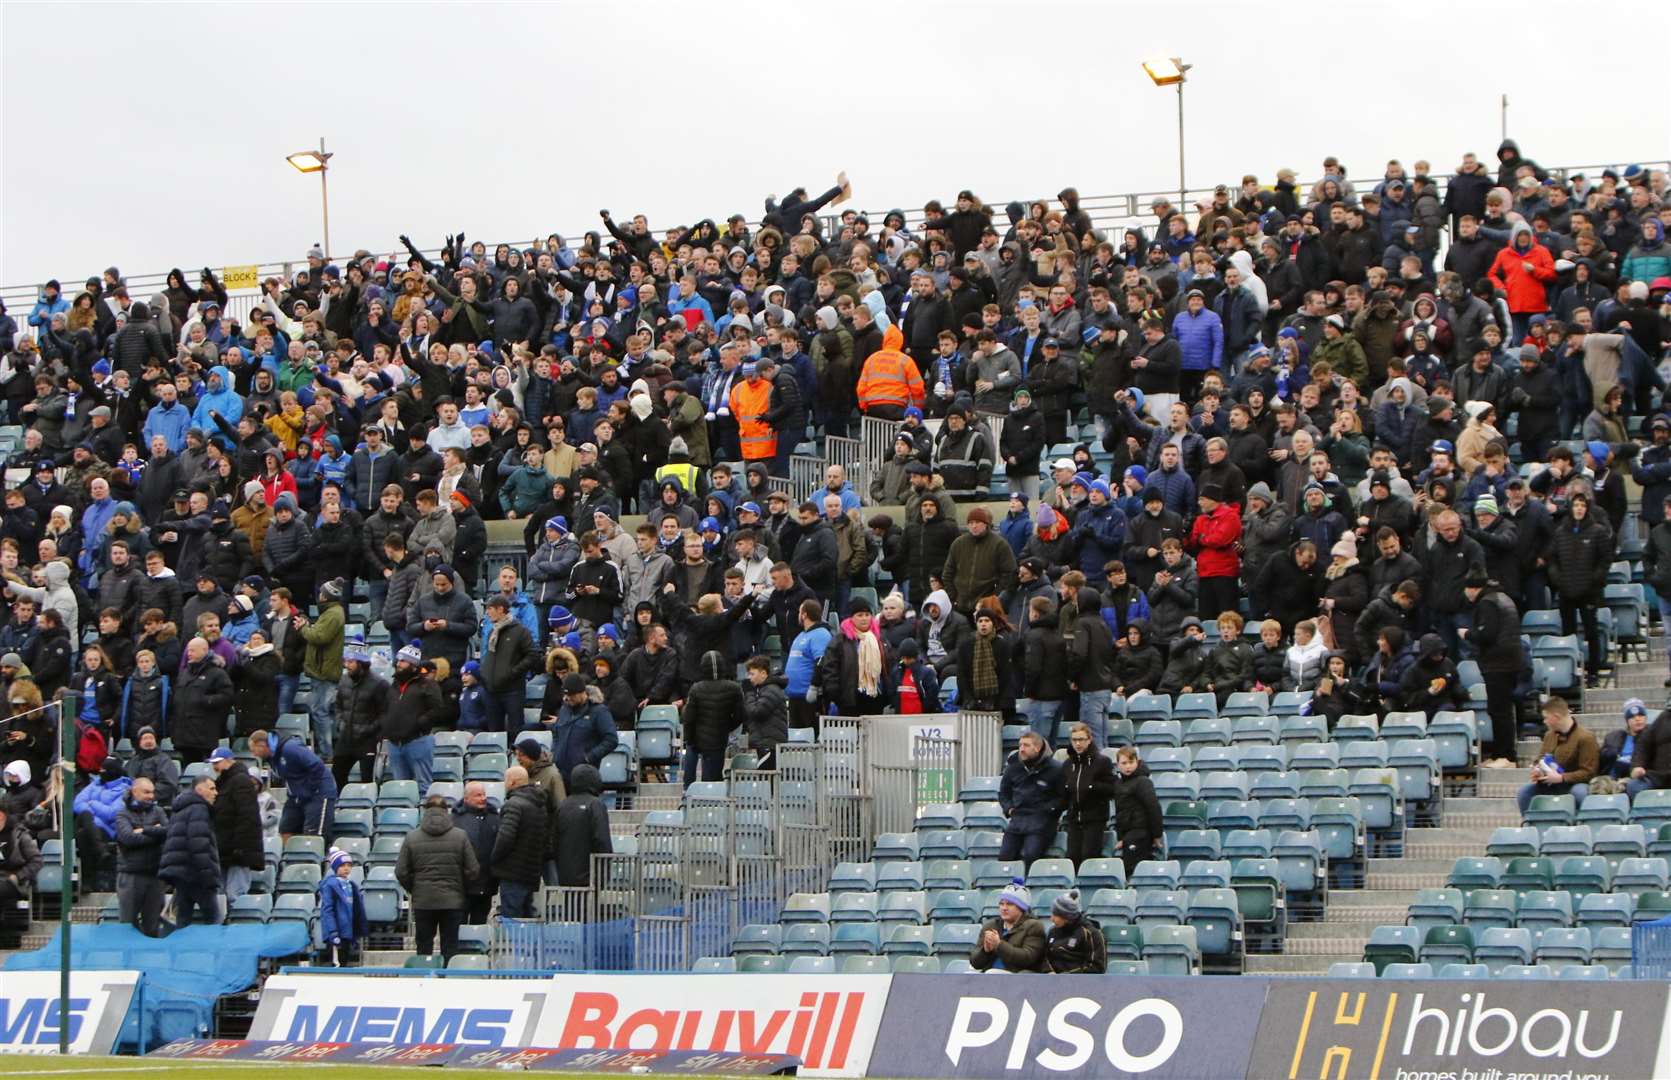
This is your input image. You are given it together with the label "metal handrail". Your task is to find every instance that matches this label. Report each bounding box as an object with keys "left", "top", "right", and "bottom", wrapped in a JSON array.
[{"left": 5, "top": 158, "right": 1665, "bottom": 317}]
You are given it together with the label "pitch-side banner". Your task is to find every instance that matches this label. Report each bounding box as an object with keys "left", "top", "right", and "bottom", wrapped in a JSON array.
[
  {"left": 867, "top": 973, "right": 1267, "bottom": 1079},
  {"left": 0, "top": 970, "right": 141, "bottom": 1055},
  {"left": 1246, "top": 979, "right": 1671, "bottom": 1080},
  {"left": 249, "top": 973, "right": 889, "bottom": 1077}
]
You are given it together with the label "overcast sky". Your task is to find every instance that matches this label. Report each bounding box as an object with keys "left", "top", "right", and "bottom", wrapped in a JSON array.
[{"left": 4, "top": 1, "right": 1668, "bottom": 291}]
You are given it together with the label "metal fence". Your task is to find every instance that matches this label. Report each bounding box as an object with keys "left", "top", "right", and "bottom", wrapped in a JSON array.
[{"left": 490, "top": 754, "right": 847, "bottom": 971}]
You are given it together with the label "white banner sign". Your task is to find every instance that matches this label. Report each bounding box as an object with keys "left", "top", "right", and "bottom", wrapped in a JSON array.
[
  {"left": 0, "top": 970, "right": 141, "bottom": 1055},
  {"left": 250, "top": 973, "right": 892, "bottom": 1077}
]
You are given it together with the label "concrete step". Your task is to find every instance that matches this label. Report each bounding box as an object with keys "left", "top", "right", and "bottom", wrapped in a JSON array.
[{"left": 1247, "top": 953, "right": 1340, "bottom": 974}]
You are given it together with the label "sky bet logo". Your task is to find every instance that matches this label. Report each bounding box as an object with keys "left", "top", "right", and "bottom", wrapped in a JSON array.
[
  {"left": 0, "top": 996, "right": 89, "bottom": 1046},
  {"left": 1277, "top": 989, "right": 1624, "bottom": 1080}
]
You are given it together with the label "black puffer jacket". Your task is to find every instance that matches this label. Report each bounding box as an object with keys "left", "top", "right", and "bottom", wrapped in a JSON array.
[
  {"left": 1021, "top": 615, "right": 1070, "bottom": 701},
  {"left": 336, "top": 668, "right": 390, "bottom": 750},
  {"left": 1062, "top": 745, "right": 1118, "bottom": 828},
  {"left": 172, "top": 656, "right": 233, "bottom": 750},
  {"left": 492, "top": 783, "right": 548, "bottom": 886},
  {"left": 158, "top": 789, "right": 221, "bottom": 892},
  {"left": 213, "top": 760, "right": 265, "bottom": 872},
  {"left": 1547, "top": 508, "right": 1613, "bottom": 604},
  {"left": 553, "top": 764, "right": 613, "bottom": 887},
  {"left": 397, "top": 804, "right": 480, "bottom": 910},
  {"left": 1110, "top": 762, "right": 1163, "bottom": 846},
  {"left": 231, "top": 647, "right": 280, "bottom": 736},
  {"left": 1111, "top": 621, "right": 1164, "bottom": 694},
  {"left": 682, "top": 651, "right": 744, "bottom": 753}
]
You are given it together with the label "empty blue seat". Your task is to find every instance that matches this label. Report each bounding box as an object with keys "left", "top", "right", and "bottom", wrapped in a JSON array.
[
  {"left": 1535, "top": 927, "right": 1592, "bottom": 966},
  {"left": 1221, "top": 692, "right": 1269, "bottom": 719},
  {"left": 1516, "top": 890, "right": 1574, "bottom": 932},
  {"left": 830, "top": 892, "right": 880, "bottom": 923},
  {"left": 781, "top": 923, "right": 831, "bottom": 956},
  {"left": 1142, "top": 925, "right": 1200, "bottom": 975},
  {"left": 829, "top": 923, "right": 881, "bottom": 955},
  {"left": 1407, "top": 888, "right": 1465, "bottom": 933},
  {"left": 1144, "top": 746, "right": 1192, "bottom": 773},
  {"left": 1135, "top": 719, "right": 1183, "bottom": 748},
  {"left": 1183, "top": 716, "right": 1231, "bottom": 747},
  {"left": 1086, "top": 888, "right": 1137, "bottom": 924},
  {"left": 1328, "top": 961, "right": 1378, "bottom": 978},
  {"left": 1382, "top": 962, "right": 1436, "bottom": 978},
  {"left": 1576, "top": 892, "right": 1634, "bottom": 928},
  {"left": 830, "top": 863, "right": 877, "bottom": 893},
  {"left": 732, "top": 924, "right": 783, "bottom": 955},
  {"left": 1364, "top": 925, "right": 1421, "bottom": 971}
]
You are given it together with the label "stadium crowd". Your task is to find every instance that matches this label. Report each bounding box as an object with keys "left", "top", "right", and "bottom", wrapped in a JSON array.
[{"left": 2, "top": 145, "right": 1671, "bottom": 945}]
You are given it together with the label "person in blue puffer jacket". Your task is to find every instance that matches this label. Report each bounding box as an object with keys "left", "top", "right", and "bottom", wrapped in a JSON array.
[
  {"left": 190, "top": 364, "right": 244, "bottom": 440},
  {"left": 1171, "top": 290, "right": 1224, "bottom": 399},
  {"left": 75, "top": 759, "right": 132, "bottom": 839},
  {"left": 1071, "top": 481, "right": 1127, "bottom": 576},
  {"left": 316, "top": 848, "right": 368, "bottom": 967}
]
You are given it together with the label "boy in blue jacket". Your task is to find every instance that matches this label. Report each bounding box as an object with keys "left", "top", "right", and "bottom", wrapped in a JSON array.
[
  {"left": 316, "top": 848, "right": 367, "bottom": 967},
  {"left": 458, "top": 661, "right": 488, "bottom": 732}
]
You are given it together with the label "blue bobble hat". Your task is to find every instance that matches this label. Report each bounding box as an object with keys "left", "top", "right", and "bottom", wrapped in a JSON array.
[{"left": 998, "top": 877, "right": 1032, "bottom": 912}]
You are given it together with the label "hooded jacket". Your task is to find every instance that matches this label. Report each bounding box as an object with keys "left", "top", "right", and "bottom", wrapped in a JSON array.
[
  {"left": 492, "top": 783, "right": 548, "bottom": 886},
  {"left": 684, "top": 650, "right": 746, "bottom": 751},
  {"left": 551, "top": 764, "right": 613, "bottom": 886},
  {"left": 189, "top": 365, "right": 244, "bottom": 438},
  {"left": 1111, "top": 620, "right": 1163, "bottom": 694},
  {"left": 1487, "top": 223, "right": 1557, "bottom": 314},
  {"left": 397, "top": 803, "right": 480, "bottom": 909}
]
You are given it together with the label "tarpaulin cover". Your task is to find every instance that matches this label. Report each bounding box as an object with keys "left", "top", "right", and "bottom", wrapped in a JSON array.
[{"left": 5, "top": 922, "right": 309, "bottom": 1050}]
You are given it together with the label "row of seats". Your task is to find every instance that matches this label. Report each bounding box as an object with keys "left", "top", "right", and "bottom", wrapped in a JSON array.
[
  {"left": 1366, "top": 924, "right": 1643, "bottom": 973},
  {"left": 698, "top": 954, "right": 1157, "bottom": 975},
  {"left": 1488, "top": 825, "right": 1671, "bottom": 859},
  {"left": 1450, "top": 855, "right": 1671, "bottom": 905},
  {"left": 1409, "top": 886, "right": 1667, "bottom": 933},
  {"left": 731, "top": 921, "right": 1205, "bottom": 974},
  {"left": 1524, "top": 793, "right": 1671, "bottom": 828},
  {"left": 1333, "top": 961, "right": 1622, "bottom": 980}
]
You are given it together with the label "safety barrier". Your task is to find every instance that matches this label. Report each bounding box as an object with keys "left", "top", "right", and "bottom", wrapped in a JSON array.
[{"left": 240, "top": 971, "right": 1671, "bottom": 1078}]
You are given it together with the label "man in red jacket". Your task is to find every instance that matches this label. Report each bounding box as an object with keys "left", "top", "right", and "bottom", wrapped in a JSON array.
[
  {"left": 1188, "top": 484, "right": 1243, "bottom": 620},
  {"left": 1487, "top": 222, "right": 1556, "bottom": 345}
]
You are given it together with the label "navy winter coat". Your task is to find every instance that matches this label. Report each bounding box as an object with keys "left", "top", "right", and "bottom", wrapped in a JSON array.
[{"left": 158, "top": 789, "right": 221, "bottom": 892}]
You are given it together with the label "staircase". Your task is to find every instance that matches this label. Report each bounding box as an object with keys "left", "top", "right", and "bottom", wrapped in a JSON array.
[{"left": 1248, "top": 641, "right": 1666, "bottom": 976}]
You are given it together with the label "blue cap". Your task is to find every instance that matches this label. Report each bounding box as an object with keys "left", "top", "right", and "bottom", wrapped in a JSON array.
[
  {"left": 208, "top": 747, "right": 235, "bottom": 763},
  {"left": 1069, "top": 472, "right": 1096, "bottom": 490},
  {"left": 738, "top": 501, "right": 761, "bottom": 516},
  {"left": 1428, "top": 439, "right": 1454, "bottom": 455},
  {"left": 547, "top": 605, "right": 575, "bottom": 628},
  {"left": 1125, "top": 465, "right": 1147, "bottom": 485},
  {"left": 598, "top": 624, "right": 621, "bottom": 643},
  {"left": 1586, "top": 440, "right": 1610, "bottom": 463},
  {"left": 396, "top": 643, "right": 423, "bottom": 664},
  {"left": 1082, "top": 324, "right": 1103, "bottom": 343},
  {"left": 343, "top": 644, "right": 370, "bottom": 664},
  {"left": 561, "top": 631, "right": 582, "bottom": 651},
  {"left": 700, "top": 516, "right": 723, "bottom": 534},
  {"left": 741, "top": 362, "right": 759, "bottom": 376},
  {"left": 903, "top": 406, "right": 924, "bottom": 421},
  {"left": 1089, "top": 479, "right": 1114, "bottom": 501},
  {"left": 461, "top": 660, "right": 481, "bottom": 677},
  {"left": 544, "top": 515, "right": 569, "bottom": 536}
]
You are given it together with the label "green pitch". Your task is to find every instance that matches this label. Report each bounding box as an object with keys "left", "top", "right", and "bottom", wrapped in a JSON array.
[{"left": 0, "top": 1056, "right": 565, "bottom": 1078}]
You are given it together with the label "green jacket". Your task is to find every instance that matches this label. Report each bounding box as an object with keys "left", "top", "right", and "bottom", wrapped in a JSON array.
[
  {"left": 943, "top": 529, "right": 1018, "bottom": 614},
  {"left": 499, "top": 465, "right": 552, "bottom": 515},
  {"left": 301, "top": 600, "right": 345, "bottom": 681},
  {"left": 1313, "top": 335, "right": 1367, "bottom": 388},
  {"left": 277, "top": 358, "right": 317, "bottom": 395},
  {"left": 667, "top": 392, "right": 711, "bottom": 467}
]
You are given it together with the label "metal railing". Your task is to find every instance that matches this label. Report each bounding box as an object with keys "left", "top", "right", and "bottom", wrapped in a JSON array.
[{"left": 11, "top": 160, "right": 1662, "bottom": 322}]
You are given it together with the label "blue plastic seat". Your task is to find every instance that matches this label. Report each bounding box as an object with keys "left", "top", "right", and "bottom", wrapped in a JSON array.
[
  {"left": 829, "top": 923, "right": 882, "bottom": 955},
  {"left": 1407, "top": 888, "right": 1465, "bottom": 933},
  {"left": 1515, "top": 890, "right": 1574, "bottom": 932},
  {"left": 1142, "top": 924, "right": 1200, "bottom": 975},
  {"left": 1363, "top": 925, "right": 1421, "bottom": 971},
  {"left": 1183, "top": 716, "right": 1231, "bottom": 747},
  {"left": 1230, "top": 716, "right": 1281, "bottom": 750},
  {"left": 1086, "top": 888, "right": 1137, "bottom": 924},
  {"left": 1535, "top": 927, "right": 1592, "bottom": 966},
  {"left": 1221, "top": 692, "right": 1270, "bottom": 719},
  {"left": 830, "top": 892, "right": 880, "bottom": 923}
]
